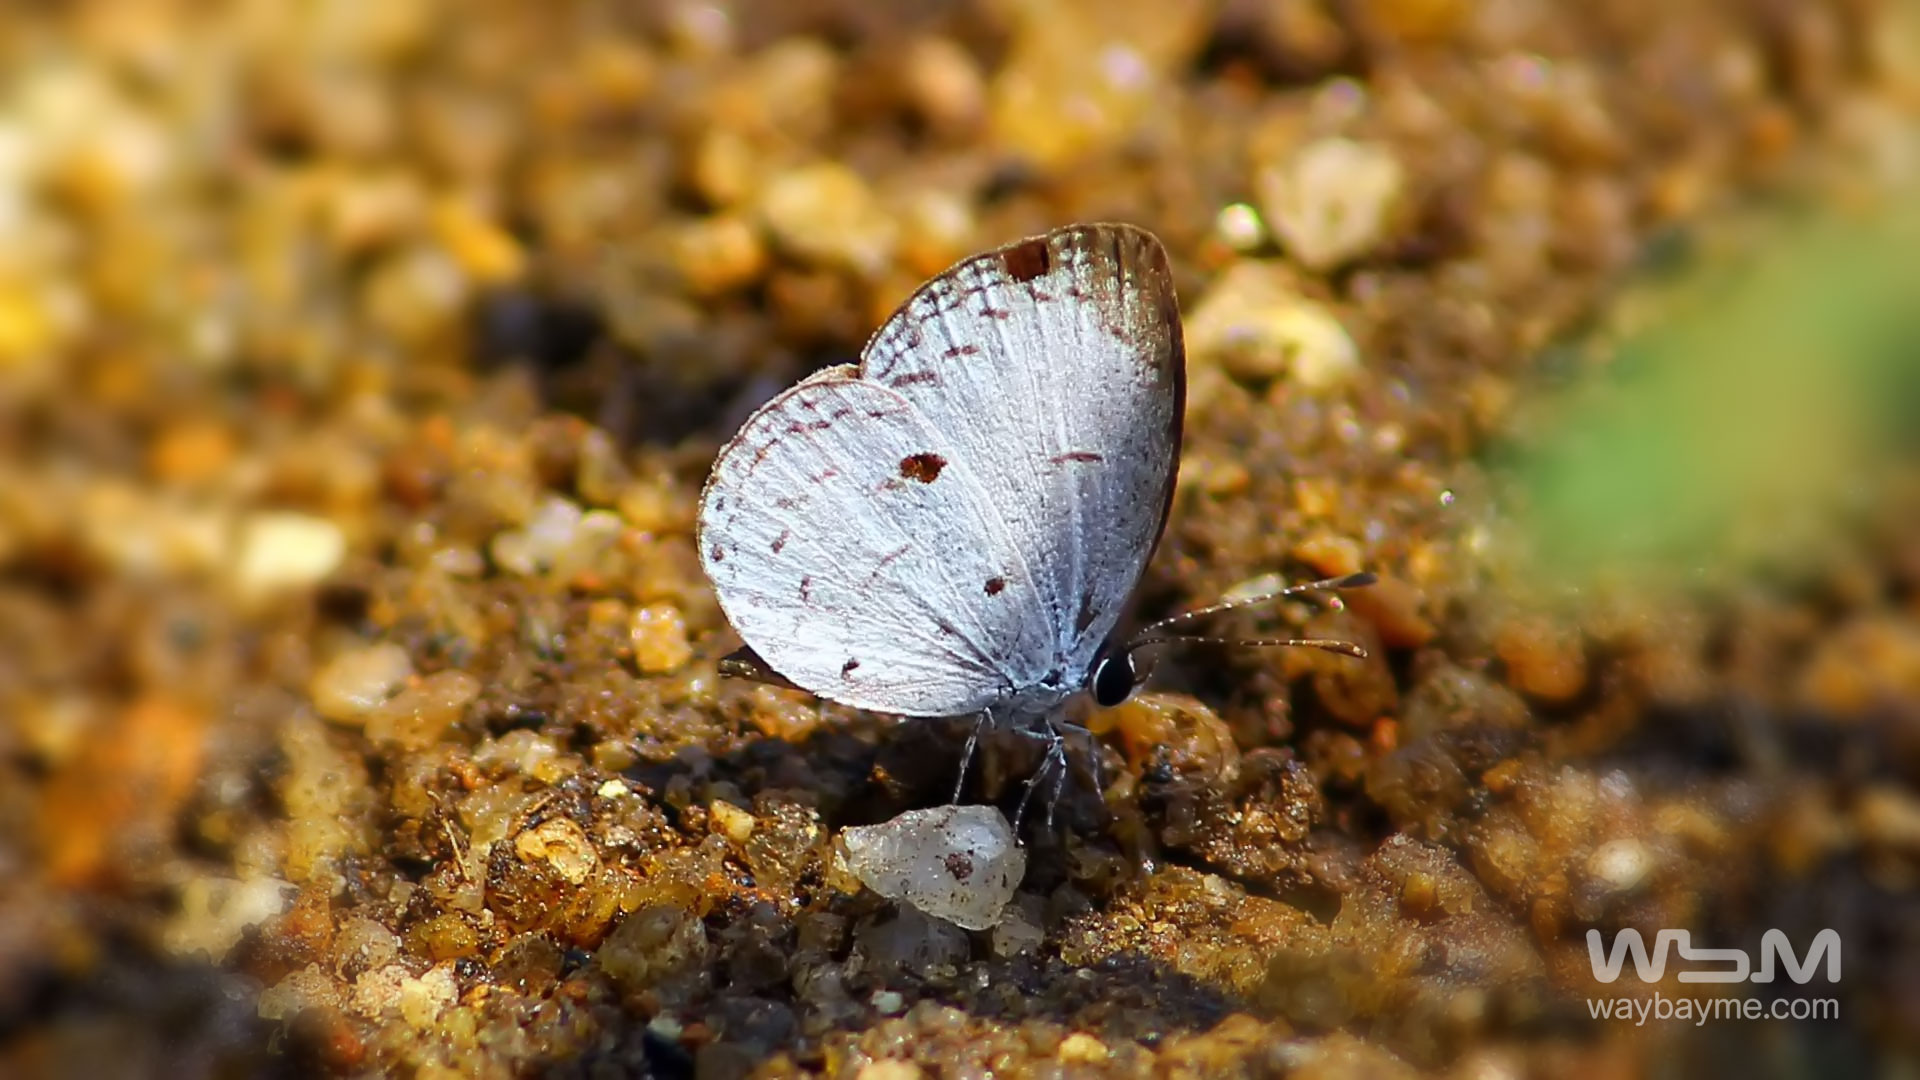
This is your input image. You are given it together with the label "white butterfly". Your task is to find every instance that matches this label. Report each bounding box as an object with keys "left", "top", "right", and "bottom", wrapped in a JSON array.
[{"left": 698, "top": 223, "right": 1367, "bottom": 824}]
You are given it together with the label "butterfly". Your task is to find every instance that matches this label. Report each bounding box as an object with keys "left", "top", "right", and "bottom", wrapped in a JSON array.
[{"left": 698, "top": 223, "right": 1369, "bottom": 825}]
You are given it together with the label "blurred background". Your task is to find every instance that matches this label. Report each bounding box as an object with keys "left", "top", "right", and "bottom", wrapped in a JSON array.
[{"left": 0, "top": 1, "right": 1915, "bottom": 1077}]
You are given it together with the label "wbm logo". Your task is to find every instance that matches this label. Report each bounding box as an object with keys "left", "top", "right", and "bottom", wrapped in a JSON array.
[{"left": 1587, "top": 929, "right": 1841, "bottom": 984}]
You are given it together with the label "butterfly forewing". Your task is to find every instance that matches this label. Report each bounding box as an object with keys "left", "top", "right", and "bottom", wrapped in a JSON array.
[
  {"left": 698, "top": 366, "right": 1057, "bottom": 716},
  {"left": 858, "top": 224, "right": 1184, "bottom": 677}
]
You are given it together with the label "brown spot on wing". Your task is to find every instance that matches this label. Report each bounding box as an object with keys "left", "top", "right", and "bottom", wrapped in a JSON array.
[
  {"left": 983, "top": 576, "right": 1005, "bottom": 596},
  {"left": 899, "top": 453, "right": 946, "bottom": 483},
  {"left": 771, "top": 529, "right": 789, "bottom": 554},
  {"left": 1000, "top": 238, "right": 1052, "bottom": 283},
  {"left": 1050, "top": 451, "right": 1104, "bottom": 465},
  {"left": 841, "top": 658, "right": 860, "bottom": 677}
]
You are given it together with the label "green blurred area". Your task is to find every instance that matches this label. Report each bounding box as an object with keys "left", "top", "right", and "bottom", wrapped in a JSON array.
[{"left": 1505, "top": 198, "right": 1920, "bottom": 585}]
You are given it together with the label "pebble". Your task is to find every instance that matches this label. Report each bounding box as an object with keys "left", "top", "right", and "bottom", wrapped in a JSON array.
[
  {"left": 988, "top": 0, "right": 1210, "bottom": 168},
  {"left": 432, "top": 199, "right": 526, "bottom": 286},
  {"left": 364, "top": 670, "right": 481, "bottom": 750},
  {"left": 852, "top": 906, "right": 970, "bottom": 973},
  {"left": 1214, "top": 203, "right": 1268, "bottom": 252},
  {"left": 709, "top": 799, "right": 755, "bottom": 844},
  {"left": 989, "top": 894, "right": 1047, "bottom": 959},
  {"left": 672, "top": 214, "right": 767, "bottom": 296},
  {"left": 757, "top": 162, "right": 897, "bottom": 276},
  {"left": 1493, "top": 615, "right": 1589, "bottom": 704},
  {"left": 899, "top": 37, "right": 987, "bottom": 136},
  {"left": 1585, "top": 838, "right": 1652, "bottom": 894},
  {"left": 513, "top": 817, "right": 599, "bottom": 886},
  {"left": 1058, "top": 1033, "right": 1110, "bottom": 1064},
  {"left": 233, "top": 512, "right": 347, "bottom": 598},
  {"left": 687, "top": 129, "right": 758, "bottom": 209},
  {"left": 489, "top": 496, "right": 583, "bottom": 577},
  {"left": 310, "top": 643, "right": 415, "bottom": 724},
  {"left": 630, "top": 603, "right": 694, "bottom": 675},
  {"left": 1259, "top": 137, "right": 1406, "bottom": 271},
  {"left": 855, "top": 1060, "right": 923, "bottom": 1080},
  {"left": 148, "top": 420, "right": 235, "bottom": 486},
  {"left": 1186, "top": 261, "right": 1361, "bottom": 388},
  {"left": 160, "top": 875, "right": 290, "bottom": 961},
  {"left": 398, "top": 963, "right": 459, "bottom": 1029},
  {"left": 839, "top": 805, "right": 1025, "bottom": 931},
  {"left": 1857, "top": 785, "right": 1920, "bottom": 854}
]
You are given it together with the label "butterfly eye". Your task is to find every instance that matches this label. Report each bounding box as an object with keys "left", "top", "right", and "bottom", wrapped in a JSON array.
[{"left": 1089, "top": 648, "right": 1136, "bottom": 708}]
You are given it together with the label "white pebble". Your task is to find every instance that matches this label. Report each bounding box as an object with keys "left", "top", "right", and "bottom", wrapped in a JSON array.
[
  {"left": 311, "top": 643, "right": 413, "bottom": 723},
  {"left": 234, "top": 512, "right": 346, "bottom": 597},
  {"left": 840, "top": 805, "right": 1024, "bottom": 931},
  {"left": 1186, "top": 261, "right": 1362, "bottom": 389},
  {"left": 1259, "top": 137, "right": 1404, "bottom": 271}
]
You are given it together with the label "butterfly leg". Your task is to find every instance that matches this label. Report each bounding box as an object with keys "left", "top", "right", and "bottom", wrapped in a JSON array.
[
  {"left": 1010, "top": 724, "right": 1059, "bottom": 833},
  {"left": 952, "top": 711, "right": 988, "bottom": 803},
  {"left": 1042, "top": 733, "right": 1069, "bottom": 830},
  {"left": 1064, "top": 722, "right": 1105, "bottom": 803}
]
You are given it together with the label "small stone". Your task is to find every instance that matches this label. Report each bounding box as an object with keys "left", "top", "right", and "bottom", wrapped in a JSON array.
[
  {"left": 397, "top": 963, "right": 458, "bottom": 1029},
  {"left": 310, "top": 643, "right": 414, "bottom": 723},
  {"left": 1214, "top": 202, "right": 1267, "bottom": 252},
  {"left": 333, "top": 916, "right": 402, "bottom": 977},
  {"left": 1290, "top": 531, "right": 1366, "bottom": 577},
  {"left": 839, "top": 805, "right": 1024, "bottom": 931},
  {"left": 1059, "top": 1033, "right": 1110, "bottom": 1064},
  {"left": 989, "top": 893, "right": 1046, "bottom": 958},
  {"left": 490, "top": 496, "right": 584, "bottom": 577},
  {"left": 1858, "top": 785, "right": 1920, "bottom": 853},
  {"left": 0, "top": 283, "right": 58, "bottom": 366},
  {"left": 1586, "top": 838, "right": 1652, "bottom": 893},
  {"left": 687, "top": 129, "right": 757, "bottom": 208},
  {"left": 365, "top": 669, "right": 481, "bottom": 750},
  {"left": 148, "top": 420, "right": 235, "bottom": 485},
  {"left": 1259, "top": 137, "right": 1405, "bottom": 271},
  {"left": 852, "top": 907, "right": 969, "bottom": 973},
  {"left": 856, "top": 1060, "right": 924, "bottom": 1080},
  {"left": 1186, "top": 261, "right": 1360, "bottom": 388},
  {"left": 234, "top": 512, "right": 346, "bottom": 598},
  {"left": 362, "top": 243, "right": 469, "bottom": 345},
  {"left": 513, "top": 817, "right": 599, "bottom": 886},
  {"left": 259, "top": 963, "right": 340, "bottom": 1021},
  {"left": 161, "top": 875, "right": 290, "bottom": 961},
  {"left": 988, "top": 0, "right": 1210, "bottom": 168},
  {"left": 672, "top": 214, "right": 766, "bottom": 296},
  {"left": 709, "top": 799, "right": 755, "bottom": 844},
  {"left": 1343, "top": 575, "right": 1438, "bottom": 649},
  {"left": 758, "top": 162, "right": 897, "bottom": 276},
  {"left": 348, "top": 963, "right": 410, "bottom": 1018},
  {"left": 1494, "top": 615, "right": 1589, "bottom": 704},
  {"left": 899, "top": 37, "right": 986, "bottom": 136},
  {"left": 432, "top": 199, "right": 525, "bottom": 286},
  {"left": 630, "top": 603, "right": 693, "bottom": 675}
]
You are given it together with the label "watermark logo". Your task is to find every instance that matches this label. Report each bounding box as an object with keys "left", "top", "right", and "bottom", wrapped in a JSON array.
[{"left": 1586, "top": 928, "right": 1841, "bottom": 985}]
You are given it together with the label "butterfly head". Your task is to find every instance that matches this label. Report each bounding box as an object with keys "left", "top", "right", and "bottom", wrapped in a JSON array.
[{"left": 1087, "top": 643, "right": 1140, "bottom": 708}]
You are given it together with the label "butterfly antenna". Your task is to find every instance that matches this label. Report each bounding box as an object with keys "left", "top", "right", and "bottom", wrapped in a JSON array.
[
  {"left": 1130, "top": 634, "right": 1369, "bottom": 659},
  {"left": 1126, "top": 572, "right": 1377, "bottom": 661},
  {"left": 1135, "top": 572, "right": 1376, "bottom": 637}
]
